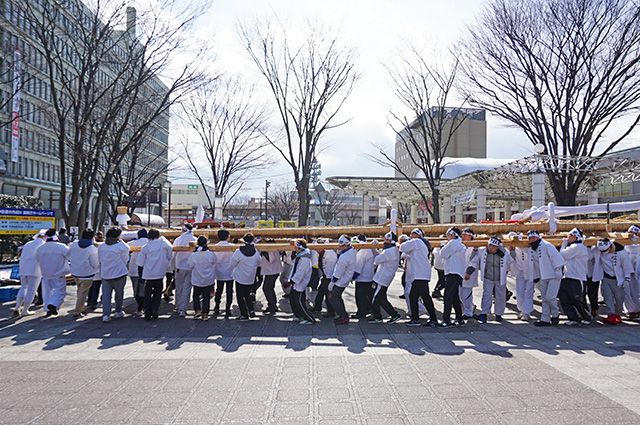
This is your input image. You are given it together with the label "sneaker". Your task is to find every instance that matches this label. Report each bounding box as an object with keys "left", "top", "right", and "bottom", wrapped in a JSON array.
[
  {"left": 334, "top": 317, "right": 349, "bottom": 325},
  {"left": 387, "top": 315, "right": 401, "bottom": 324},
  {"left": 406, "top": 320, "right": 421, "bottom": 327},
  {"left": 236, "top": 316, "right": 250, "bottom": 322},
  {"left": 614, "top": 314, "right": 623, "bottom": 324},
  {"left": 323, "top": 312, "right": 336, "bottom": 318},
  {"left": 22, "top": 310, "right": 34, "bottom": 316},
  {"left": 350, "top": 314, "right": 366, "bottom": 320},
  {"left": 550, "top": 316, "right": 560, "bottom": 325},
  {"left": 249, "top": 310, "right": 256, "bottom": 318},
  {"left": 46, "top": 310, "right": 53, "bottom": 317},
  {"left": 173, "top": 307, "right": 179, "bottom": 313},
  {"left": 581, "top": 320, "right": 591, "bottom": 325},
  {"left": 194, "top": 311, "right": 202, "bottom": 318},
  {"left": 603, "top": 314, "right": 618, "bottom": 325},
  {"left": 423, "top": 320, "right": 437, "bottom": 328},
  {"left": 565, "top": 320, "right": 581, "bottom": 326},
  {"left": 299, "top": 319, "right": 314, "bottom": 325},
  {"left": 456, "top": 320, "right": 466, "bottom": 327},
  {"left": 179, "top": 311, "right": 186, "bottom": 317},
  {"left": 135, "top": 311, "right": 143, "bottom": 317},
  {"left": 47, "top": 304, "right": 58, "bottom": 316},
  {"left": 152, "top": 313, "right": 159, "bottom": 320},
  {"left": 495, "top": 315, "right": 503, "bottom": 323},
  {"left": 202, "top": 314, "right": 209, "bottom": 321},
  {"left": 462, "top": 315, "right": 473, "bottom": 320},
  {"left": 473, "top": 314, "right": 487, "bottom": 323},
  {"left": 72, "top": 312, "right": 84, "bottom": 318},
  {"left": 368, "top": 317, "right": 383, "bottom": 323},
  {"left": 534, "top": 320, "right": 551, "bottom": 327},
  {"left": 437, "top": 321, "right": 451, "bottom": 328},
  {"left": 102, "top": 315, "right": 111, "bottom": 323},
  {"left": 506, "top": 290, "right": 513, "bottom": 302},
  {"left": 114, "top": 311, "right": 125, "bottom": 319},
  {"left": 520, "top": 313, "right": 530, "bottom": 321}
]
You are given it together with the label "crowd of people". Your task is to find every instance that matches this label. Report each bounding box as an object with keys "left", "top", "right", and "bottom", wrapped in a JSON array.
[{"left": 11, "top": 223, "right": 640, "bottom": 328}]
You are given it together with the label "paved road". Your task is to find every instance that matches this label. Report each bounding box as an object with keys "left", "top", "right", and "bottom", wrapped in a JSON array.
[{"left": 1, "top": 274, "right": 640, "bottom": 424}]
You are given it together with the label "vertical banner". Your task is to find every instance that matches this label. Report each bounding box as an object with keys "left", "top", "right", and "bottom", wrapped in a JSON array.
[{"left": 11, "top": 50, "right": 21, "bottom": 163}]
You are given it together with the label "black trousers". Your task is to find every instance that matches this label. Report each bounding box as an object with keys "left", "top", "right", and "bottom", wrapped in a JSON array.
[
  {"left": 314, "top": 277, "right": 334, "bottom": 314},
  {"left": 262, "top": 274, "right": 279, "bottom": 311},
  {"left": 87, "top": 280, "right": 101, "bottom": 307},
  {"left": 144, "top": 278, "right": 163, "bottom": 318},
  {"left": 215, "top": 280, "right": 234, "bottom": 313},
  {"left": 193, "top": 285, "right": 213, "bottom": 314},
  {"left": 434, "top": 269, "right": 446, "bottom": 292},
  {"left": 164, "top": 272, "right": 174, "bottom": 293},
  {"left": 132, "top": 277, "right": 145, "bottom": 311},
  {"left": 559, "top": 278, "right": 590, "bottom": 321},
  {"left": 443, "top": 274, "right": 463, "bottom": 324},
  {"left": 236, "top": 283, "right": 253, "bottom": 318},
  {"left": 309, "top": 268, "right": 320, "bottom": 291},
  {"left": 330, "top": 286, "right": 348, "bottom": 321},
  {"left": 290, "top": 289, "right": 315, "bottom": 322},
  {"left": 409, "top": 279, "right": 438, "bottom": 322},
  {"left": 354, "top": 281, "right": 374, "bottom": 317},
  {"left": 371, "top": 284, "right": 399, "bottom": 319},
  {"left": 582, "top": 277, "right": 600, "bottom": 312}
]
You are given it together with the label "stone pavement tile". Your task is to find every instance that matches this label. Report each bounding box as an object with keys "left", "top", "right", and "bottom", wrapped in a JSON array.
[
  {"left": 149, "top": 390, "right": 192, "bottom": 405},
  {"left": 354, "top": 386, "right": 394, "bottom": 399},
  {"left": 318, "top": 401, "right": 357, "bottom": 417},
  {"left": 316, "top": 387, "right": 351, "bottom": 401},
  {"left": 591, "top": 407, "right": 640, "bottom": 424},
  {"left": 317, "top": 374, "right": 347, "bottom": 387},
  {"left": 0, "top": 408, "right": 43, "bottom": 425},
  {"left": 130, "top": 407, "right": 178, "bottom": 424},
  {"left": 544, "top": 408, "right": 604, "bottom": 425},
  {"left": 508, "top": 380, "right": 550, "bottom": 395},
  {"left": 407, "top": 413, "right": 457, "bottom": 425},
  {"left": 86, "top": 406, "right": 136, "bottom": 423},
  {"left": 358, "top": 400, "right": 402, "bottom": 415},
  {"left": 34, "top": 407, "right": 89, "bottom": 424},
  {"left": 444, "top": 397, "right": 493, "bottom": 413},
  {"left": 174, "top": 403, "right": 225, "bottom": 422},
  {"left": 432, "top": 383, "right": 471, "bottom": 398},
  {"left": 394, "top": 384, "right": 435, "bottom": 399},
  {"left": 280, "top": 374, "right": 311, "bottom": 389},
  {"left": 318, "top": 419, "right": 358, "bottom": 425},
  {"left": 499, "top": 411, "right": 553, "bottom": 425},
  {"left": 484, "top": 395, "right": 531, "bottom": 412},
  {"left": 277, "top": 388, "right": 311, "bottom": 402},
  {"left": 270, "top": 402, "right": 311, "bottom": 419},
  {"left": 232, "top": 390, "right": 272, "bottom": 404},
  {"left": 221, "top": 403, "right": 268, "bottom": 422},
  {"left": 400, "top": 398, "right": 448, "bottom": 414},
  {"left": 456, "top": 412, "right": 505, "bottom": 424},
  {"left": 315, "top": 356, "right": 345, "bottom": 365},
  {"left": 352, "top": 373, "right": 386, "bottom": 387},
  {"left": 388, "top": 373, "right": 423, "bottom": 386},
  {"left": 348, "top": 363, "right": 382, "bottom": 375},
  {"left": 365, "top": 417, "right": 410, "bottom": 425}
]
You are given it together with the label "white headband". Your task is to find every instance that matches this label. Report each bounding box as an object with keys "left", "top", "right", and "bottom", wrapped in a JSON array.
[
  {"left": 507, "top": 231, "right": 522, "bottom": 241},
  {"left": 295, "top": 240, "right": 306, "bottom": 249},
  {"left": 411, "top": 228, "right": 423, "bottom": 237},
  {"left": 446, "top": 228, "right": 459, "bottom": 238},
  {"left": 338, "top": 235, "right": 351, "bottom": 246},
  {"left": 384, "top": 232, "right": 394, "bottom": 240},
  {"left": 527, "top": 230, "right": 540, "bottom": 238},
  {"left": 628, "top": 225, "right": 640, "bottom": 234},
  {"left": 488, "top": 237, "right": 502, "bottom": 247},
  {"left": 568, "top": 228, "right": 583, "bottom": 242},
  {"left": 462, "top": 229, "right": 475, "bottom": 236},
  {"left": 598, "top": 239, "right": 612, "bottom": 252}
]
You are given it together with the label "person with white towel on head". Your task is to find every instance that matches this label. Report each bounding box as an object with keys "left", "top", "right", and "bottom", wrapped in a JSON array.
[
  {"left": 213, "top": 229, "right": 234, "bottom": 317},
  {"left": 230, "top": 233, "right": 261, "bottom": 321},
  {"left": 188, "top": 235, "right": 217, "bottom": 321},
  {"left": 288, "top": 239, "right": 316, "bottom": 324},
  {"left": 137, "top": 229, "right": 173, "bottom": 321},
  {"left": 352, "top": 233, "right": 378, "bottom": 319},
  {"left": 624, "top": 225, "right": 640, "bottom": 319},
  {"left": 36, "top": 228, "right": 71, "bottom": 317},
  {"left": 69, "top": 228, "right": 100, "bottom": 318},
  {"left": 369, "top": 232, "right": 402, "bottom": 324},
  {"left": 507, "top": 232, "right": 534, "bottom": 321},
  {"left": 260, "top": 239, "right": 283, "bottom": 314},
  {"left": 329, "top": 235, "right": 357, "bottom": 325},
  {"left": 98, "top": 227, "right": 130, "bottom": 323},
  {"left": 127, "top": 228, "right": 148, "bottom": 317},
  {"left": 592, "top": 238, "right": 633, "bottom": 325},
  {"left": 558, "top": 227, "right": 591, "bottom": 325},
  {"left": 438, "top": 227, "right": 466, "bottom": 327},
  {"left": 14, "top": 229, "right": 47, "bottom": 317},
  {"left": 172, "top": 223, "right": 197, "bottom": 317},
  {"left": 461, "top": 228, "right": 480, "bottom": 320},
  {"left": 471, "top": 237, "right": 514, "bottom": 323}
]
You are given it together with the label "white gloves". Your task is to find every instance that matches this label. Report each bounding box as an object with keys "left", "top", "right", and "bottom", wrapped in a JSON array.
[
  {"left": 561, "top": 238, "right": 569, "bottom": 248},
  {"left": 621, "top": 277, "right": 631, "bottom": 289},
  {"left": 328, "top": 282, "right": 335, "bottom": 291},
  {"left": 371, "top": 240, "right": 378, "bottom": 246}
]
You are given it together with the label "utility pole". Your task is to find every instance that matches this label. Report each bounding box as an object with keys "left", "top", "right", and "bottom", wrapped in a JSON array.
[{"left": 265, "top": 180, "right": 271, "bottom": 220}]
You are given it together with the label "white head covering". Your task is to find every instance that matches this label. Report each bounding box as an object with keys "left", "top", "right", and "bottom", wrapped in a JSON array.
[
  {"left": 295, "top": 240, "right": 306, "bottom": 249},
  {"left": 507, "top": 231, "right": 522, "bottom": 240},
  {"left": 384, "top": 232, "right": 394, "bottom": 240},
  {"left": 527, "top": 230, "right": 540, "bottom": 238},
  {"left": 33, "top": 229, "right": 48, "bottom": 240},
  {"left": 488, "top": 237, "right": 502, "bottom": 247},
  {"left": 446, "top": 227, "right": 460, "bottom": 238},
  {"left": 338, "top": 235, "right": 351, "bottom": 246},
  {"left": 411, "top": 228, "right": 423, "bottom": 238},
  {"left": 462, "top": 228, "right": 475, "bottom": 237},
  {"left": 568, "top": 227, "right": 584, "bottom": 242},
  {"left": 628, "top": 225, "right": 640, "bottom": 234},
  {"left": 597, "top": 239, "right": 612, "bottom": 252}
]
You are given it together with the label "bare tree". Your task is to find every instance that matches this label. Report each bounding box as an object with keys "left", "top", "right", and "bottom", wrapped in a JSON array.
[
  {"left": 239, "top": 20, "right": 359, "bottom": 226},
  {"left": 342, "top": 208, "right": 361, "bottom": 225},
  {"left": 397, "top": 201, "right": 412, "bottom": 223},
  {"left": 370, "top": 46, "right": 469, "bottom": 223},
  {"left": 315, "top": 186, "right": 345, "bottom": 225},
  {"left": 20, "top": 0, "right": 209, "bottom": 231},
  {"left": 267, "top": 182, "right": 299, "bottom": 221},
  {"left": 459, "top": 0, "right": 640, "bottom": 206},
  {"left": 180, "top": 76, "right": 270, "bottom": 215}
]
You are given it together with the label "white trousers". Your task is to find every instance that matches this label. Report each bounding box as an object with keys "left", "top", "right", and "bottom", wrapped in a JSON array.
[
  {"left": 459, "top": 286, "right": 475, "bottom": 316},
  {"left": 538, "top": 278, "right": 560, "bottom": 322},
  {"left": 15, "top": 275, "right": 41, "bottom": 310},
  {"left": 174, "top": 269, "right": 193, "bottom": 312},
  {"left": 623, "top": 273, "right": 640, "bottom": 313},
  {"left": 480, "top": 280, "right": 506, "bottom": 315},
  {"left": 515, "top": 272, "right": 535, "bottom": 315},
  {"left": 42, "top": 277, "right": 67, "bottom": 310},
  {"left": 404, "top": 280, "right": 426, "bottom": 316},
  {"left": 601, "top": 277, "right": 625, "bottom": 316}
]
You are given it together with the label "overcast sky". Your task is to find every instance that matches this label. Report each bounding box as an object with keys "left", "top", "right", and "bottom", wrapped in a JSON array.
[{"left": 168, "top": 0, "right": 639, "bottom": 196}]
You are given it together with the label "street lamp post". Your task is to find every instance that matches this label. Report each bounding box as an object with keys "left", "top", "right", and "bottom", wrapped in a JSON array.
[
  {"left": 265, "top": 180, "right": 271, "bottom": 220},
  {"left": 163, "top": 181, "right": 172, "bottom": 228}
]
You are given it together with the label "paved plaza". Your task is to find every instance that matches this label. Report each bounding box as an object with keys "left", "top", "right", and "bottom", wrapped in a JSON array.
[{"left": 2, "top": 274, "right": 640, "bottom": 424}]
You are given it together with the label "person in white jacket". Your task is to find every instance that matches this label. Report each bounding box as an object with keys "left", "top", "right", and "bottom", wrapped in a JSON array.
[
  {"left": 558, "top": 228, "right": 591, "bottom": 325},
  {"left": 213, "top": 230, "right": 234, "bottom": 316},
  {"left": 471, "top": 237, "right": 514, "bottom": 323},
  {"left": 439, "top": 227, "right": 466, "bottom": 327},
  {"left": 526, "top": 230, "right": 566, "bottom": 327},
  {"left": 369, "top": 232, "right": 402, "bottom": 324},
  {"left": 507, "top": 232, "right": 534, "bottom": 321},
  {"left": 98, "top": 227, "right": 130, "bottom": 323},
  {"left": 230, "top": 233, "right": 261, "bottom": 321},
  {"left": 69, "top": 228, "right": 100, "bottom": 317},
  {"left": 172, "top": 223, "right": 197, "bottom": 317},
  {"left": 461, "top": 228, "right": 480, "bottom": 319},
  {"left": 137, "top": 229, "right": 173, "bottom": 320},
  {"left": 289, "top": 239, "right": 316, "bottom": 324},
  {"left": 14, "top": 229, "right": 47, "bottom": 317},
  {"left": 313, "top": 239, "right": 338, "bottom": 317},
  {"left": 593, "top": 238, "right": 633, "bottom": 325},
  {"left": 352, "top": 233, "right": 378, "bottom": 319},
  {"left": 260, "top": 240, "right": 283, "bottom": 314},
  {"left": 188, "top": 236, "right": 217, "bottom": 321},
  {"left": 127, "top": 228, "right": 148, "bottom": 317},
  {"left": 330, "top": 235, "right": 357, "bottom": 325},
  {"left": 624, "top": 225, "right": 640, "bottom": 319},
  {"left": 399, "top": 228, "right": 438, "bottom": 327},
  {"left": 36, "top": 228, "right": 71, "bottom": 317}
]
